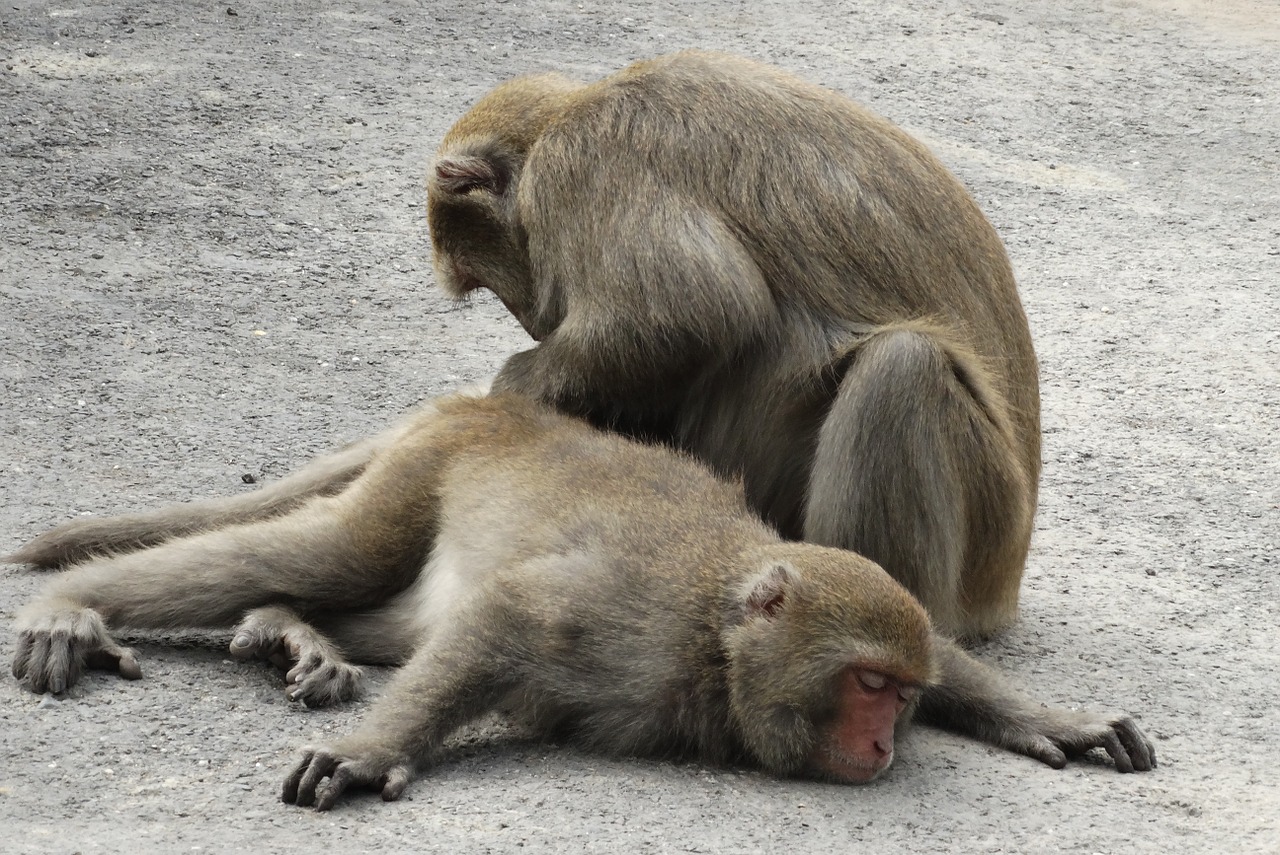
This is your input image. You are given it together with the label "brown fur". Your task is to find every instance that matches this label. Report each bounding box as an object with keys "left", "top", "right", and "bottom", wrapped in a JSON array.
[
  {"left": 9, "top": 394, "right": 1152, "bottom": 810},
  {"left": 427, "top": 51, "right": 1040, "bottom": 639}
]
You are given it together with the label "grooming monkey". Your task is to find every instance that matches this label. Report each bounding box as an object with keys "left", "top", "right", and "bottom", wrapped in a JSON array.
[
  {"left": 10, "top": 394, "right": 1152, "bottom": 811},
  {"left": 429, "top": 50, "right": 1040, "bottom": 641}
]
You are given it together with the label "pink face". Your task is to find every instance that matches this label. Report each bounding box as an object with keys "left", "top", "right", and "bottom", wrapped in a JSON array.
[{"left": 810, "top": 668, "right": 920, "bottom": 783}]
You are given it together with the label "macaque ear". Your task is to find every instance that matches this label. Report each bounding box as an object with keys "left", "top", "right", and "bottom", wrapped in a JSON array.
[
  {"left": 742, "top": 561, "right": 800, "bottom": 620},
  {"left": 434, "top": 155, "right": 507, "bottom": 195}
]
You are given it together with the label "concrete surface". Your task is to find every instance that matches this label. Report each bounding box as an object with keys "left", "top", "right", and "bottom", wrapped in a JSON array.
[{"left": 1, "top": 0, "right": 1277, "bottom": 852}]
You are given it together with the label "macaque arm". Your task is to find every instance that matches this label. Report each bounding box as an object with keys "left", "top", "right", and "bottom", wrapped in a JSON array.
[
  {"left": 495, "top": 176, "right": 776, "bottom": 409},
  {"left": 3, "top": 405, "right": 437, "bottom": 569},
  {"left": 916, "top": 639, "right": 1156, "bottom": 773},
  {"left": 283, "top": 615, "right": 519, "bottom": 811}
]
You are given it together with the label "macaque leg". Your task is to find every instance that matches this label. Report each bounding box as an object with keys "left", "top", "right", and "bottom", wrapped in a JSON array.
[
  {"left": 230, "top": 606, "right": 364, "bottom": 706},
  {"left": 310, "top": 601, "right": 427, "bottom": 668},
  {"left": 12, "top": 495, "right": 398, "bottom": 695},
  {"left": 4, "top": 402, "right": 438, "bottom": 569},
  {"left": 916, "top": 640, "right": 1157, "bottom": 772},
  {"left": 803, "top": 326, "right": 1033, "bottom": 640},
  {"left": 283, "top": 612, "right": 518, "bottom": 811}
]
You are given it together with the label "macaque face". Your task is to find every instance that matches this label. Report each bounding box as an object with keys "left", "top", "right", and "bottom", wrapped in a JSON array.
[{"left": 809, "top": 667, "right": 920, "bottom": 783}]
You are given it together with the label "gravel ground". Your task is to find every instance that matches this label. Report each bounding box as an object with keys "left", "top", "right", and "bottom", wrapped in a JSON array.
[{"left": 1, "top": 0, "right": 1277, "bottom": 852}]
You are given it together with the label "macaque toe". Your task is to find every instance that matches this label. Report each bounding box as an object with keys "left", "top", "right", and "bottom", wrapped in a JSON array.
[
  {"left": 230, "top": 612, "right": 359, "bottom": 704},
  {"left": 229, "top": 630, "right": 293, "bottom": 671},
  {"left": 286, "top": 659, "right": 362, "bottom": 706},
  {"left": 229, "top": 629, "right": 281, "bottom": 661},
  {"left": 380, "top": 767, "right": 411, "bottom": 802},
  {"left": 1098, "top": 718, "right": 1157, "bottom": 772},
  {"left": 87, "top": 645, "right": 142, "bottom": 680}
]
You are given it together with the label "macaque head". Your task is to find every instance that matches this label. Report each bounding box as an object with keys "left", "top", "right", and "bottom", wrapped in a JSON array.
[
  {"left": 425, "top": 72, "right": 581, "bottom": 339},
  {"left": 724, "top": 545, "right": 935, "bottom": 783}
]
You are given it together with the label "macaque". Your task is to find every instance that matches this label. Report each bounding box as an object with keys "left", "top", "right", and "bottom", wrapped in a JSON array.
[
  {"left": 9, "top": 393, "right": 1153, "bottom": 811},
  {"left": 427, "top": 50, "right": 1040, "bottom": 641}
]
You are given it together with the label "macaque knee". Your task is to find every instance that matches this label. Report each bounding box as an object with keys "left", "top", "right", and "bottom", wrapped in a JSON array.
[{"left": 806, "top": 326, "right": 1031, "bottom": 639}]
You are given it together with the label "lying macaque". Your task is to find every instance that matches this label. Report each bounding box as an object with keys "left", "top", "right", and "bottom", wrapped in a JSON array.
[{"left": 9, "top": 393, "right": 1154, "bottom": 810}]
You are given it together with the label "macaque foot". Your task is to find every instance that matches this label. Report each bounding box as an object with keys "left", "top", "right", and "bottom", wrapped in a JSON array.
[
  {"left": 230, "top": 608, "right": 362, "bottom": 706},
  {"left": 12, "top": 603, "right": 142, "bottom": 693},
  {"left": 282, "top": 741, "right": 413, "bottom": 811}
]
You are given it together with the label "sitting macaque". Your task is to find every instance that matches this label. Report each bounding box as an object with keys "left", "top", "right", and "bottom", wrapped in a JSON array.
[
  {"left": 428, "top": 50, "right": 1043, "bottom": 641},
  {"left": 9, "top": 393, "right": 1154, "bottom": 810}
]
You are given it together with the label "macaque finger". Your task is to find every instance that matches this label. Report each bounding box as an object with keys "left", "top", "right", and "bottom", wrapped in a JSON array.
[
  {"left": 285, "top": 650, "right": 327, "bottom": 686},
  {"left": 309, "top": 758, "right": 412, "bottom": 810},
  {"left": 1115, "top": 718, "right": 1157, "bottom": 771},
  {"left": 295, "top": 750, "right": 338, "bottom": 807},
  {"left": 283, "top": 749, "right": 336, "bottom": 807},
  {"left": 1096, "top": 728, "right": 1134, "bottom": 773},
  {"left": 315, "top": 765, "right": 354, "bottom": 811},
  {"left": 1022, "top": 735, "right": 1068, "bottom": 770},
  {"left": 15, "top": 604, "right": 145, "bottom": 695},
  {"left": 281, "top": 749, "right": 316, "bottom": 804}
]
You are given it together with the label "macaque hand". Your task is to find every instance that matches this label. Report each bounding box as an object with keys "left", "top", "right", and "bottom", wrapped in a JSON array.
[
  {"left": 282, "top": 739, "right": 414, "bottom": 811},
  {"left": 12, "top": 603, "right": 142, "bottom": 693},
  {"left": 1012, "top": 709, "right": 1157, "bottom": 773}
]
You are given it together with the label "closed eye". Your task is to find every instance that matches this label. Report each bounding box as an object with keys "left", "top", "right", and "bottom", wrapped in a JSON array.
[{"left": 857, "top": 670, "right": 888, "bottom": 690}]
